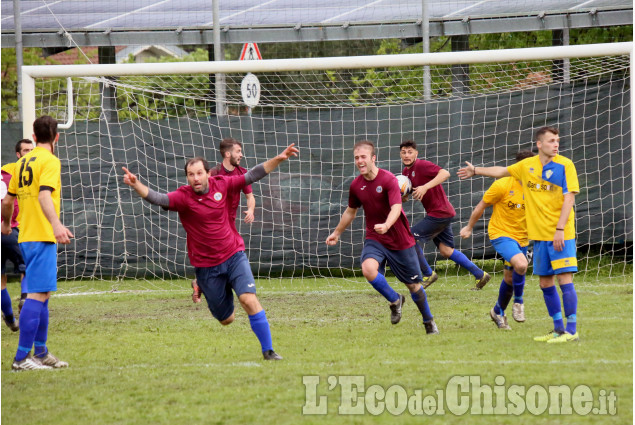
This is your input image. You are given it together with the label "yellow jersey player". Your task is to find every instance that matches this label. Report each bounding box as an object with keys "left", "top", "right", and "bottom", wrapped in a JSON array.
[
  {"left": 460, "top": 151, "right": 534, "bottom": 330},
  {"left": 1, "top": 116, "right": 74, "bottom": 370},
  {"left": 458, "top": 127, "right": 580, "bottom": 343}
]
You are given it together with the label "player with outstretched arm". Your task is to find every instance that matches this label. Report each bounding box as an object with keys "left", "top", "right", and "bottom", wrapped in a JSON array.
[
  {"left": 400, "top": 140, "right": 491, "bottom": 290},
  {"left": 460, "top": 150, "right": 534, "bottom": 330},
  {"left": 326, "top": 140, "right": 438, "bottom": 334},
  {"left": 458, "top": 127, "right": 580, "bottom": 343},
  {"left": 190, "top": 137, "right": 256, "bottom": 304},
  {"left": 122, "top": 143, "right": 299, "bottom": 360}
]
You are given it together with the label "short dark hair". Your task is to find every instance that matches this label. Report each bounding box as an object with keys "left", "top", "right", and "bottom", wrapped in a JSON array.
[
  {"left": 219, "top": 138, "right": 242, "bottom": 157},
  {"left": 15, "top": 139, "right": 33, "bottom": 153},
  {"left": 399, "top": 140, "right": 417, "bottom": 150},
  {"left": 184, "top": 157, "right": 210, "bottom": 176},
  {"left": 33, "top": 115, "right": 58, "bottom": 144},
  {"left": 535, "top": 126, "right": 559, "bottom": 141},
  {"left": 515, "top": 150, "right": 534, "bottom": 162},
  {"left": 353, "top": 140, "right": 376, "bottom": 157}
]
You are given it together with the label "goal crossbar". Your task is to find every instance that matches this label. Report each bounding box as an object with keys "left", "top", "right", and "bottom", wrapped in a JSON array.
[{"left": 20, "top": 42, "right": 633, "bottom": 137}]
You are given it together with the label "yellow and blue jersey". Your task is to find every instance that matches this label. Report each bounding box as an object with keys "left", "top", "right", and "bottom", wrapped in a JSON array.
[
  {"left": 482, "top": 176, "right": 528, "bottom": 247},
  {"left": 507, "top": 155, "right": 579, "bottom": 241},
  {"left": 7, "top": 146, "right": 62, "bottom": 243}
]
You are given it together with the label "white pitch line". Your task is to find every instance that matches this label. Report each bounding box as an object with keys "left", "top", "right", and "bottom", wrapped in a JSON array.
[{"left": 570, "top": 0, "right": 597, "bottom": 10}]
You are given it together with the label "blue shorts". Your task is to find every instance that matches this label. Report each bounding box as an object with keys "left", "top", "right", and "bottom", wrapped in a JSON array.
[
  {"left": 411, "top": 216, "right": 455, "bottom": 249},
  {"left": 490, "top": 237, "right": 528, "bottom": 269},
  {"left": 1, "top": 227, "right": 26, "bottom": 275},
  {"left": 361, "top": 239, "right": 423, "bottom": 285},
  {"left": 533, "top": 240, "right": 578, "bottom": 276},
  {"left": 194, "top": 251, "right": 256, "bottom": 322},
  {"left": 19, "top": 242, "right": 57, "bottom": 293}
]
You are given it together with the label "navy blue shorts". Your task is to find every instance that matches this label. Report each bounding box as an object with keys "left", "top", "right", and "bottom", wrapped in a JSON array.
[
  {"left": 411, "top": 216, "right": 455, "bottom": 248},
  {"left": 195, "top": 251, "right": 256, "bottom": 322},
  {"left": 361, "top": 239, "right": 423, "bottom": 285},
  {"left": 1, "top": 227, "right": 25, "bottom": 275}
]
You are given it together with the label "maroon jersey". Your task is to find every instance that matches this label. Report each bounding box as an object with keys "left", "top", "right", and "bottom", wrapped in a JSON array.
[
  {"left": 1, "top": 167, "right": 19, "bottom": 227},
  {"left": 403, "top": 159, "right": 456, "bottom": 218},
  {"left": 209, "top": 164, "right": 253, "bottom": 221},
  {"left": 167, "top": 175, "right": 245, "bottom": 267},
  {"left": 348, "top": 168, "right": 415, "bottom": 251}
]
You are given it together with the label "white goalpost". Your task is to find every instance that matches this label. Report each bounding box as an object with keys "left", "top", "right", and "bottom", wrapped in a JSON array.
[{"left": 19, "top": 42, "right": 633, "bottom": 287}]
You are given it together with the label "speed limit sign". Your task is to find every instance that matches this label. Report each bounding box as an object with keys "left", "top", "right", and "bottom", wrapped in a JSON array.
[{"left": 241, "top": 73, "right": 261, "bottom": 108}]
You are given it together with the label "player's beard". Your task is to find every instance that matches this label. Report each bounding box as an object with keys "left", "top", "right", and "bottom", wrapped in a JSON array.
[{"left": 229, "top": 155, "right": 241, "bottom": 167}]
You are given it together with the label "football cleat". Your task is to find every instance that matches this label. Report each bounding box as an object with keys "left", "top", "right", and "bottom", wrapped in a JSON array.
[
  {"left": 471, "top": 272, "right": 491, "bottom": 290},
  {"left": 546, "top": 332, "right": 579, "bottom": 344},
  {"left": 512, "top": 303, "right": 525, "bottom": 322},
  {"left": 35, "top": 351, "right": 69, "bottom": 368},
  {"left": 424, "top": 320, "right": 439, "bottom": 334},
  {"left": 533, "top": 330, "right": 564, "bottom": 342},
  {"left": 421, "top": 272, "right": 438, "bottom": 289},
  {"left": 191, "top": 279, "right": 202, "bottom": 303},
  {"left": 263, "top": 350, "right": 283, "bottom": 360},
  {"left": 12, "top": 355, "right": 53, "bottom": 371},
  {"left": 490, "top": 308, "right": 511, "bottom": 330},
  {"left": 389, "top": 294, "right": 406, "bottom": 325},
  {"left": 2, "top": 313, "right": 19, "bottom": 332}
]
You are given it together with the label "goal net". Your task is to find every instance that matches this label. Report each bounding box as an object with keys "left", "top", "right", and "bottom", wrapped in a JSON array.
[{"left": 23, "top": 43, "right": 632, "bottom": 288}]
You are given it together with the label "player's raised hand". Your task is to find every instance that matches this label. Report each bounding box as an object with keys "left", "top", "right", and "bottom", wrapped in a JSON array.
[
  {"left": 325, "top": 232, "right": 340, "bottom": 246},
  {"left": 122, "top": 166, "right": 138, "bottom": 187},
  {"left": 279, "top": 143, "right": 299, "bottom": 160},
  {"left": 457, "top": 161, "right": 475, "bottom": 179}
]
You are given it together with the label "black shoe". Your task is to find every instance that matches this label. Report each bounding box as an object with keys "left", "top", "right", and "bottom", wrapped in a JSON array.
[
  {"left": 2, "top": 313, "right": 18, "bottom": 332},
  {"left": 389, "top": 294, "right": 406, "bottom": 325},
  {"left": 471, "top": 272, "right": 491, "bottom": 290},
  {"left": 263, "top": 350, "right": 283, "bottom": 360},
  {"left": 424, "top": 320, "right": 439, "bottom": 334}
]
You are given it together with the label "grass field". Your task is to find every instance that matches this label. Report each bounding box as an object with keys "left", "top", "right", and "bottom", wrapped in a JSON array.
[{"left": 1, "top": 274, "right": 632, "bottom": 425}]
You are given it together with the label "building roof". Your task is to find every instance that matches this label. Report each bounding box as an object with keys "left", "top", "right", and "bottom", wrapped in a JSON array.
[{"left": 1, "top": 0, "right": 632, "bottom": 48}]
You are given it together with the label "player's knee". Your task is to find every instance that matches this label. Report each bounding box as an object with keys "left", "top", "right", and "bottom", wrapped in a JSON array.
[
  {"left": 220, "top": 313, "right": 235, "bottom": 325},
  {"left": 511, "top": 256, "right": 528, "bottom": 275},
  {"left": 361, "top": 266, "right": 378, "bottom": 281},
  {"left": 439, "top": 246, "right": 453, "bottom": 258},
  {"left": 239, "top": 294, "right": 262, "bottom": 315}
]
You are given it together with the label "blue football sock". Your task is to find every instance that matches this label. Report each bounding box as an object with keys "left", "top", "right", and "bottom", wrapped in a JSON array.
[
  {"left": 560, "top": 283, "right": 578, "bottom": 335},
  {"left": 512, "top": 271, "right": 525, "bottom": 304},
  {"left": 34, "top": 299, "right": 49, "bottom": 357},
  {"left": 414, "top": 243, "right": 432, "bottom": 277},
  {"left": 248, "top": 310, "right": 273, "bottom": 353},
  {"left": 411, "top": 287, "right": 433, "bottom": 322},
  {"left": 368, "top": 273, "right": 400, "bottom": 303},
  {"left": 15, "top": 299, "right": 44, "bottom": 361},
  {"left": 494, "top": 280, "right": 514, "bottom": 316},
  {"left": 1, "top": 288, "right": 14, "bottom": 318},
  {"left": 540, "top": 286, "right": 564, "bottom": 333},
  {"left": 449, "top": 250, "right": 483, "bottom": 278}
]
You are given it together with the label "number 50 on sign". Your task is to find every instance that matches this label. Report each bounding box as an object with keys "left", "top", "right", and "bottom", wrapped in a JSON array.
[{"left": 241, "top": 73, "right": 261, "bottom": 108}]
